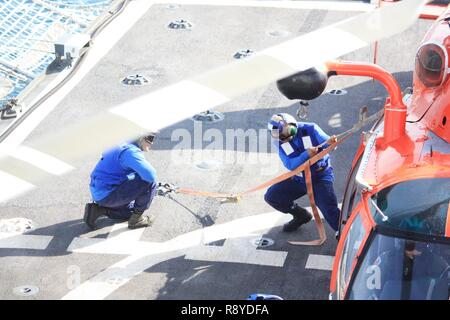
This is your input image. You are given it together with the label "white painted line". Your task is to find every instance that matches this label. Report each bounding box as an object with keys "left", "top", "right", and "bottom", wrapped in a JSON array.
[
  {"left": 328, "top": 113, "right": 342, "bottom": 129},
  {"left": 181, "top": 267, "right": 209, "bottom": 285},
  {"left": 62, "top": 251, "right": 182, "bottom": 300},
  {"left": 167, "top": 0, "right": 375, "bottom": 11},
  {"left": 110, "top": 80, "right": 229, "bottom": 132},
  {"left": 263, "top": 27, "right": 367, "bottom": 72},
  {"left": 0, "top": 233, "right": 53, "bottom": 250},
  {"left": 185, "top": 237, "right": 287, "bottom": 267},
  {"left": 107, "top": 222, "right": 145, "bottom": 243},
  {"left": 67, "top": 211, "right": 290, "bottom": 255},
  {"left": 305, "top": 254, "right": 334, "bottom": 271},
  {"left": 67, "top": 237, "right": 163, "bottom": 255},
  {"left": 63, "top": 211, "right": 290, "bottom": 299},
  {"left": 0, "top": 171, "right": 35, "bottom": 203},
  {"left": 7, "top": 146, "right": 74, "bottom": 175},
  {"left": 180, "top": 211, "right": 290, "bottom": 247},
  {"left": 67, "top": 205, "right": 337, "bottom": 257}
]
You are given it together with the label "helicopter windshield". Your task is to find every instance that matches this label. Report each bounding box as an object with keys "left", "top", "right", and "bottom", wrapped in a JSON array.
[
  {"left": 369, "top": 178, "right": 450, "bottom": 237},
  {"left": 347, "top": 234, "right": 450, "bottom": 300}
]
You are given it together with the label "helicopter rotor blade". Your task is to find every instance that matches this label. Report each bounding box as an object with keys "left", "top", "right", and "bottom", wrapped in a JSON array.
[{"left": 0, "top": 0, "right": 427, "bottom": 203}]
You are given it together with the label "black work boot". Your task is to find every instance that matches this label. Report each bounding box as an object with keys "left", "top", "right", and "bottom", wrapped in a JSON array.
[
  {"left": 282, "top": 205, "right": 312, "bottom": 232},
  {"left": 84, "top": 203, "right": 109, "bottom": 230},
  {"left": 128, "top": 210, "right": 155, "bottom": 230}
]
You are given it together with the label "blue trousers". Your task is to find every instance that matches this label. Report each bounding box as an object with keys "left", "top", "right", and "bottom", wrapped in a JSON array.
[
  {"left": 97, "top": 176, "right": 157, "bottom": 220},
  {"left": 264, "top": 177, "right": 340, "bottom": 231}
]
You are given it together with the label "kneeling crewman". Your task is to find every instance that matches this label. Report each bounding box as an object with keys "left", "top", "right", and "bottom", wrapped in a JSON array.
[
  {"left": 84, "top": 133, "right": 158, "bottom": 230},
  {"left": 265, "top": 113, "right": 340, "bottom": 232}
]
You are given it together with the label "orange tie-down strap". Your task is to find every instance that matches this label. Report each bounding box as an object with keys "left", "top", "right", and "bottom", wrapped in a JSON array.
[
  {"left": 176, "top": 136, "right": 349, "bottom": 246},
  {"left": 176, "top": 108, "right": 383, "bottom": 201},
  {"left": 287, "top": 163, "right": 327, "bottom": 246},
  {"left": 177, "top": 135, "right": 347, "bottom": 201},
  {"left": 175, "top": 109, "right": 383, "bottom": 245}
]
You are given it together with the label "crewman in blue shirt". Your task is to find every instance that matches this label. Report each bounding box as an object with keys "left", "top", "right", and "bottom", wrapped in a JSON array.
[
  {"left": 265, "top": 113, "right": 340, "bottom": 232},
  {"left": 84, "top": 133, "right": 158, "bottom": 230}
]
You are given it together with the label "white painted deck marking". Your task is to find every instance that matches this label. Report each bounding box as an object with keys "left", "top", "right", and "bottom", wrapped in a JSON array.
[
  {"left": 328, "top": 113, "right": 342, "bottom": 128},
  {"left": 305, "top": 254, "right": 334, "bottom": 271},
  {"left": 0, "top": 233, "right": 53, "bottom": 250},
  {"left": 63, "top": 211, "right": 291, "bottom": 299},
  {"left": 110, "top": 80, "right": 229, "bottom": 132},
  {"left": 185, "top": 236, "right": 287, "bottom": 267},
  {"left": 67, "top": 211, "right": 290, "bottom": 255},
  {"left": 0, "top": 209, "right": 331, "bottom": 297},
  {"left": 107, "top": 222, "right": 145, "bottom": 243},
  {"left": 0, "top": 171, "right": 34, "bottom": 203},
  {"left": 66, "top": 236, "right": 162, "bottom": 255},
  {"left": 7, "top": 146, "right": 74, "bottom": 175},
  {"left": 64, "top": 204, "right": 343, "bottom": 299}
]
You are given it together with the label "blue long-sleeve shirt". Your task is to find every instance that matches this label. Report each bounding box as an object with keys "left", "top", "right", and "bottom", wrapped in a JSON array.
[
  {"left": 90, "top": 143, "right": 157, "bottom": 201},
  {"left": 120, "top": 146, "right": 157, "bottom": 183},
  {"left": 276, "top": 122, "right": 333, "bottom": 182}
]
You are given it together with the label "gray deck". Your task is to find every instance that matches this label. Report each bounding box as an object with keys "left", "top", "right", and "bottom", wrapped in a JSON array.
[{"left": 0, "top": 2, "right": 432, "bottom": 300}]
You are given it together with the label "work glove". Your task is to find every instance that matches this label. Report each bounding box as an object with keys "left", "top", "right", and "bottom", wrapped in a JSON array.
[
  {"left": 307, "top": 147, "right": 319, "bottom": 157},
  {"left": 327, "top": 135, "right": 338, "bottom": 145}
]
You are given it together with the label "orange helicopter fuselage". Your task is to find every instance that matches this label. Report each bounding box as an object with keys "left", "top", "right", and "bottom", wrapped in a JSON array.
[{"left": 329, "top": 5, "right": 450, "bottom": 300}]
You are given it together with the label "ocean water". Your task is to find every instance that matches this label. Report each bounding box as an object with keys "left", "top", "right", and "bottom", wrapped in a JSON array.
[{"left": 0, "top": 0, "right": 113, "bottom": 109}]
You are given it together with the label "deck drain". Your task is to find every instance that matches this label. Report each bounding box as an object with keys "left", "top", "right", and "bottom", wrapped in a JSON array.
[
  {"left": 251, "top": 237, "right": 274, "bottom": 248},
  {"left": 233, "top": 49, "right": 254, "bottom": 59},
  {"left": 192, "top": 110, "right": 224, "bottom": 123},
  {"left": 328, "top": 89, "right": 347, "bottom": 96},
  {"left": 168, "top": 19, "right": 193, "bottom": 30},
  {"left": 0, "top": 218, "right": 34, "bottom": 234},
  {"left": 267, "top": 30, "right": 290, "bottom": 37},
  {"left": 195, "top": 160, "right": 221, "bottom": 170},
  {"left": 13, "top": 285, "right": 39, "bottom": 297},
  {"left": 121, "top": 74, "right": 151, "bottom": 86}
]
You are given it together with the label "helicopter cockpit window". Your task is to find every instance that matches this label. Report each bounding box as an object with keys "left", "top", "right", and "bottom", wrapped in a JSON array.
[
  {"left": 338, "top": 214, "right": 366, "bottom": 300},
  {"left": 415, "top": 43, "right": 447, "bottom": 88},
  {"left": 348, "top": 234, "right": 450, "bottom": 300},
  {"left": 369, "top": 178, "right": 450, "bottom": 237}
]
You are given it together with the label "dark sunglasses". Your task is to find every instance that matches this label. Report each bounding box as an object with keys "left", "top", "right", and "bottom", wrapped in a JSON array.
[{"left": 144, "top": 135, "right": 155, "bottom": 144}]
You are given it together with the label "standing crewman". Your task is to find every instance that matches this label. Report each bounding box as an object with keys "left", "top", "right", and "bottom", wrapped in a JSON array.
[
  {"left": 265, "top": 113, "right": 340, "bottom": 232},
  {"left": 84, "top": 133, "right": 158, "bottom": 230}
]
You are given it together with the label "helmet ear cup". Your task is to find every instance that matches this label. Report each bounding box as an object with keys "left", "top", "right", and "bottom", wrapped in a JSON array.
[{"left": 289, "top": 126, "right": 297, "bottom": 137}]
